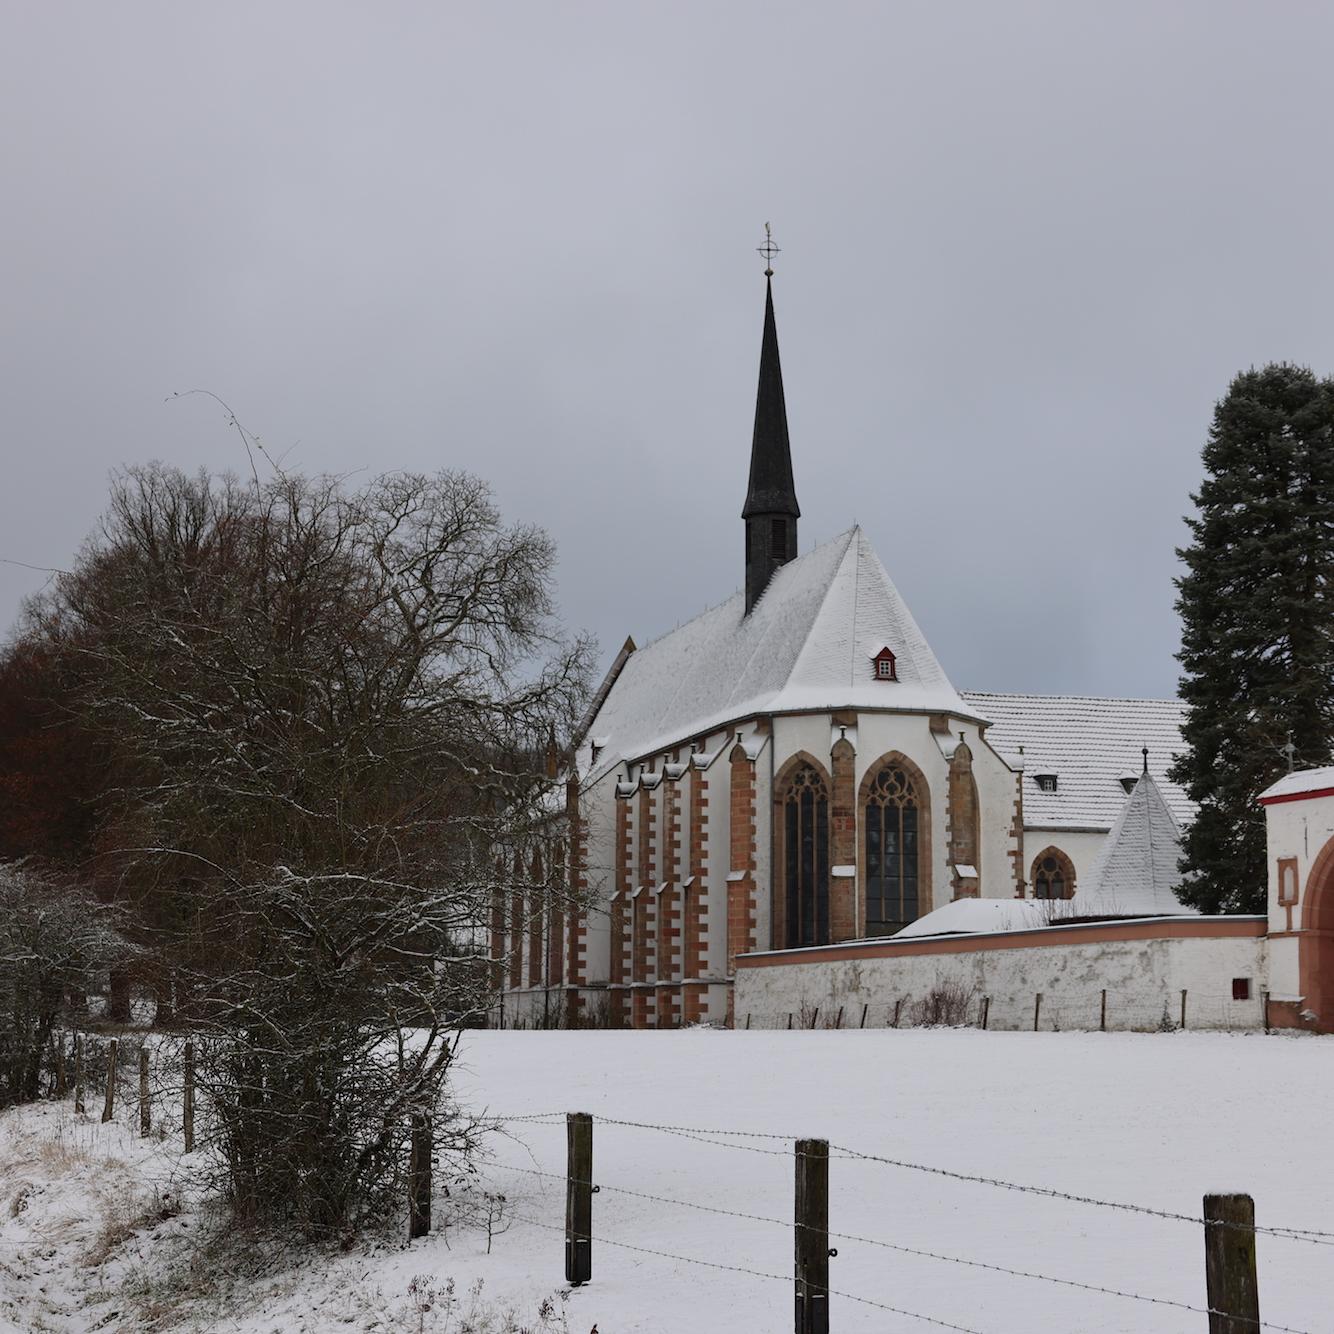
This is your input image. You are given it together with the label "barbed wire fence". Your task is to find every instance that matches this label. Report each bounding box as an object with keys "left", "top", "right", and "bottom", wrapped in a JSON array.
[
  {"left": 483, "top": 1110, "right": 1326, "bottom": 1333},
  {"left": 24, "top": 1032, "right": 1329, "bottom": 1331}
]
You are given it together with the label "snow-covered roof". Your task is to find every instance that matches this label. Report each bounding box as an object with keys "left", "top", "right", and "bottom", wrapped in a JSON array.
[
  {"left": 963, "top": 692, "right": 1193, "bottom": 831},
  {"left": 579, "top": 528, "right": 981, "bottom": 781},
  {"left": 893, "top": 897, "right": 1047, "bottom": 938},
  {"left": 1258, "top": 766, "right": 1334, "bottom": 804},
  {"left": 1079, "top": 772, "right": 1195, "bottom": 916}
]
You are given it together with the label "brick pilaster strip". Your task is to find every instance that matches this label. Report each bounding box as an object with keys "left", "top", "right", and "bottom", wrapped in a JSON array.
[
  {"left": 830, "top": 737, "right": 857, "bottom": 942},
  {"left": 726, "top": 741, "right": 758, "bottom": 1025}
]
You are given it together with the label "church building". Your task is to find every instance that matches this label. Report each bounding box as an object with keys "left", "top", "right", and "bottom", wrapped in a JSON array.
[{"left": 498, "top": 264, "right": 1203, "bottom": 1030}]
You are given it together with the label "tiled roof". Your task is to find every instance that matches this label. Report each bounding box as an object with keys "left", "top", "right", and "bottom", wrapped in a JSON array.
[
  {"left": 1081, "top": 772, "right": 1194, "bottom": 915},
  {"left": 578, "top": 528, "right": 983, "bottom": 782},
  {"left": 961, "top": 692, "right": 1193, "bottom": 831}
]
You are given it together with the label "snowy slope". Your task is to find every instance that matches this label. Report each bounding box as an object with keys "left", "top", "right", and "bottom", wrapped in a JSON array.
[{"left": 2, "top": 1030, "right": 1331, "bottom": 1333}]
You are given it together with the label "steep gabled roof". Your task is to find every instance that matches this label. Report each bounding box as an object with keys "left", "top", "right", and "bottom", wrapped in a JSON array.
[
  {"left": 963, "top": 691, "right": 1192, "bottom": 831},
  {"left": 578, "top": 527, "right": 978, "bottom": 781},
  {"left": 1079, "top": 771, "right": 1195, "bottom": 916}
]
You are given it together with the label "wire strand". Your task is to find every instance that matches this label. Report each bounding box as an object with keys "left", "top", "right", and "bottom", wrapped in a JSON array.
[
  {"left": 499, "top": 1112, "right": 1334, "bottom": 1245},
  {"left": 488, "top": 1163, "right": 1318, "bottom": 1334},
  {"left": 506, "top": 1209, "right": 988, "bottom": 1333}
]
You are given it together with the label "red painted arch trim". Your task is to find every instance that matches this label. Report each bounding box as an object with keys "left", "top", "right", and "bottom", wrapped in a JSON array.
[
  {"left": 735, "top": 916, "right": 1266, "bottom": 968},
  {"left": 1259, "top": 786, "right": 1334, "bottom": 806}
]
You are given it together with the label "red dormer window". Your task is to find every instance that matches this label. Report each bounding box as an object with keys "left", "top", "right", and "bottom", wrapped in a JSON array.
[{"left": 871, "top": 647, "right": 898, "bottom": 682}]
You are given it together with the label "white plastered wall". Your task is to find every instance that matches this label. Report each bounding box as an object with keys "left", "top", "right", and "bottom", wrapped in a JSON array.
[
  {"left": 580, "top": 766, "right": 619, "bottom": 988},
  {"left": 765, "top": 710, "right": 1023, "bottom": 933},
  {"left": 735, "top": 929, "right": 1268, "bottom": 1032},
  {"left": 1022, "top": 827, "right": 1108, "bottom": 900},
  {"left": 1264, "top": 792, "right": 1334, "bottom": 999}
]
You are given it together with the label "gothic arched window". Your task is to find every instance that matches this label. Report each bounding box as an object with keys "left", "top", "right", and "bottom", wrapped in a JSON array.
[
  {"left": 782, "top": 763, "right": 829, "bottom": 948},
  {"left": 1031, "top": 847, "right": 1075, "bottom": 900},
  {"left": 865, "top": 764, "right": 921, "bottom": 935}
]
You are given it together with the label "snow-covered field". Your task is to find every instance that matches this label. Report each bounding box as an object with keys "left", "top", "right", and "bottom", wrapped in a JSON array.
[{"left": 2, "top": 1028, "right": 1331, "bottom": 1332}]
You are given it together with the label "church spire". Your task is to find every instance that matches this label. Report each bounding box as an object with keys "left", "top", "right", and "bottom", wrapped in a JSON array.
[{"left": 743, "top": 226, "right": 800, "bottom": 615}]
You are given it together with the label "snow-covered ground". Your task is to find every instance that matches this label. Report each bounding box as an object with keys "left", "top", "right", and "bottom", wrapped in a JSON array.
[{"left": 2, "top": 1028, "right": 1331, "bottom": 1332}]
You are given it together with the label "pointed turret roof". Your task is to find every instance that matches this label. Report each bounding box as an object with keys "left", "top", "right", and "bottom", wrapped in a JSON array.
[
  {"left": 576, "top": 527, "right": 978, "bottom": 781},
  {"left": 742, "top": 277, "right": 800, "bottom": 519},
  {"left": 1079, "top": 769, "right": 1195, "bottom": 916}
]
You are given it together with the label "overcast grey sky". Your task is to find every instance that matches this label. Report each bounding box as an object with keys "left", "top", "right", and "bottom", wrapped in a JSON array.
[{"left": 4, "top": 3, "right": 1333, "bottom": 698}]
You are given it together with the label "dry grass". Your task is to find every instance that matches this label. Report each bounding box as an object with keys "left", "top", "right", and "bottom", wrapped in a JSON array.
[{"left": 84, "top": 1187, "right": 181, "bottom": 1267}]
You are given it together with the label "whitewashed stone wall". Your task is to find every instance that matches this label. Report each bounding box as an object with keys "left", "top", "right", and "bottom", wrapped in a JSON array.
[{"left": 735, "top": 922, "right": 1268, "bottom": 1032}]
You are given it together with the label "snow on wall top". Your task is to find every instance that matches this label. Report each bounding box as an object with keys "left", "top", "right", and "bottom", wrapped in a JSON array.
[
  {"left": 963, "top": 691, "right": 1193, "bottom": 831},
  {"left": 1258, "top": 765, "right": 1334, "bottom": 803},
  {"left": 893, "top": 897, "right": 1047, "bottom": 938},
  {"left": 579, "top": 528, "right": 977, "bottom": 781},
  {"left": 1080, "top": 771, "right": 1195, "bottom": 916}
]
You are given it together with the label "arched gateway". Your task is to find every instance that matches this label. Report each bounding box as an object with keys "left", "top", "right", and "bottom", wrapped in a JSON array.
[{"left": 1299, "top": 835, "right": 1334, "bottom": 1030}]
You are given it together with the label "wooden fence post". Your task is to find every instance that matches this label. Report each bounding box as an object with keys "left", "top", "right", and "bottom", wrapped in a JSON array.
[
  {"left": 1033, "top": 993, "right": 1043, "bottom": 1032},
  {"left": 834, "top": 1006, "right": 843, "bottom": 1030},
  {"left": 1203, "top": 1193, "right": 1260, "bottom": 1333},
  {"left": 859, "top": 1003, "right": 868, "bottom": 1029},
  {"left": 1262, "top": 990, "right": 1270, "bottom": 1034},
  {"left": 1100, "top": 989, "right": 1107, "bottom": 1032},
  {"left": 54, "top": 1035, "right": 67, "bottom": 1097},
  {"left": 787, "top": 1012, "right": 793, "bottom": 1030},
  {"left": 892, "top": 998, "right": 902, "bottom": 1028},
  {"left": 1181, "top": 989, "right": 1188, "bottom": 1030},
  {"left": 980, "top": 996, "right": 990, "bottom": 1031},
  {"left": 101, "top": 1038, "right": 118, "bottom": 1124},
  {"left": 795, "top": 1137, "right": 830, "bottom": 1334},
  {"left": 183, "top": 1040, "right": 195, "bottom": 1153},
  {"left": 809, "top": 1007, "right": 820, "bottom": 1030},
  {"left": 139, "top": 1047, "right": 151, "bottom": 1137},
  {"left": 408, "top": 1108, "right": 432, "bottom": 1238},
  {"left": 74, "top": 1035, "right": 85, "bottom": 1115},
  {"left": 565, "top": 1112, "right": 593, "bottom": 1285}
]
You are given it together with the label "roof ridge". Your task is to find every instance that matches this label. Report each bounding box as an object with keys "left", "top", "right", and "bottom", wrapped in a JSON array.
[
  {"left": 626, "top": 525, "right": 861, "bottom": 661},
  {"left": 858, "top": 534, "right": 944, "bottom": 688},
  {"left": 962, "top": 690, "right": 1182, "bottom": 706},
  {"left": 738, "top": 527, "right": 859, "bottom": 698},
  {"left": 847, "top": 527, "right": 863, "bottom": 688}
]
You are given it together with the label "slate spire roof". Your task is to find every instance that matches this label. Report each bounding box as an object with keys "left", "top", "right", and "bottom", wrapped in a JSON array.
[
  {"left": 742, "top": 277, "right": 800, "bottom": 520},
  {"left": 1079, "top": 769, "right": 1195, "bottom": 916}
]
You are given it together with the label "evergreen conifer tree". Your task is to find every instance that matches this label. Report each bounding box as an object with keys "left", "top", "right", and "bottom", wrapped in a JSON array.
[{"left": 1172, "top": 364, "right": 1334, "bottom": 912}]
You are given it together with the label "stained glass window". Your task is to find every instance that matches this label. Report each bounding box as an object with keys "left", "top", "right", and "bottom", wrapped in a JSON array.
[
  {"left": 783, "top": 764, "right": 829, "bottom": 948},
  {"left": 865, "top": 765, "right": 920, "bottom": 935}
]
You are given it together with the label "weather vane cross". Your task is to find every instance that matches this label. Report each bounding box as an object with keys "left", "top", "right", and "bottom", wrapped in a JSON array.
[{"left": 757, "top": 222, "right": 780, "bottom": 276}]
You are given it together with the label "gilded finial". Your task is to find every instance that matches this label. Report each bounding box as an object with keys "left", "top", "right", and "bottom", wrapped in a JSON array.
[{"left": 757, "top": 222, "right": 780, "bottom": 277}]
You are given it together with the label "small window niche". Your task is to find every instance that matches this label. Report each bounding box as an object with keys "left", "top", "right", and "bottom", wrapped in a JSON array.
[
  {"left": 1035, "top": 773, "right": 1058, "bottom": 794},
  {"left": 1119, "top": 776, "right": 1138, "bottom": 795},
  {"left": 871, "top": 647, "right": 898, "bottom": 682},
  {"left": 1232, "top": 977, "right": 1252, "bottom": 1002},
  {"left": 1278, "top": 856, "right": 1299, "bottom": 906},
  {"left": 770, "top": 517, "right": 787, "bottom": 561}
]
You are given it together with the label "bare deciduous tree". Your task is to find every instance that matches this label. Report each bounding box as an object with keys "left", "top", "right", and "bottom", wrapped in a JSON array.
[
  {"left": 24, "top": 463, "right": 592, "bottom": 1235},
  {"left": 0, "top": 861, "right": 123, "bottom": 1107}
]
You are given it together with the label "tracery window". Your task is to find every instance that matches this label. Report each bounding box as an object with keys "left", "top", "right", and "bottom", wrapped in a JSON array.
[
  {"left": 1031, "top": 848, "right": 1075, "bottom": 900},
  {"left": 783, "top": 763, "right": 829, "bottom": 948},
  {"left": 865, "top": 764, "right": 920, "bottom": 935}
]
